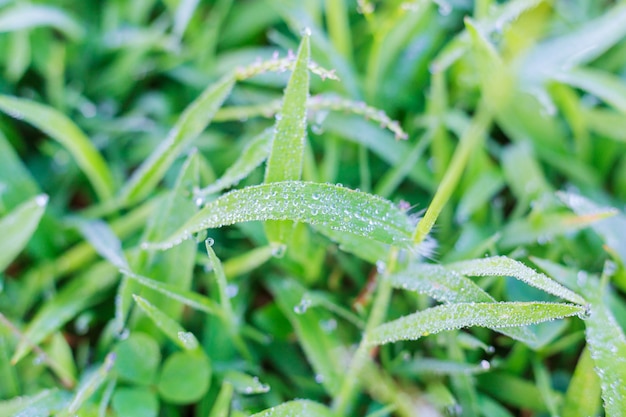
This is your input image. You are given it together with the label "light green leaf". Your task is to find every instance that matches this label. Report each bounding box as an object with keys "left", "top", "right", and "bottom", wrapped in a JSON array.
[
  {"left": 249, "top": 400, "right": 336, "bottom": 417},
  {"left": 0, "top": 4, "right": 84, "bottom": 40},
  {"left": 562, "top": 347, "right": 602, "bottom": 417},
  {"left": 264, "top": 32, "right": 310, "bottom": 244},
  {"left": 11, "top": 262, "right": 118, "bottom": 364},
  {"left": 121, "top": 270, "right": 221, "bottom": 316},
  {"left": 0, "top": 95, "right": 115, "bottom": 201},
  {"left": 195, "top": 129, "right": 272, "bottom": 197},
  {"left": 0, "top": 389, "right": 69, "bottom": 417},
  {"left": 368, "top": 302, "right": 582, "bottom": 346},
  {"left": 119, "top": 73, "right": 235, "bottom": 205},
  {"left": 387, "top": 263, "right": 538, "bottom": 345},
  {"left": 132, "top": 295, "right": 199, "bottom": 350},
  {"left": 0, "top": 194, "right": 47, "bottom": 272},
  {"left": 71, "top": 218, "right": 128, "bottom": 270},
  {"left": 447, "top": 256, "right": 587, "bottom": 305},
  {"left": 113, "top": 333, "right": 161, "bottom": 385},
  {"left": 157, "top": 351, "right": 211, "bottom": 404},
  {"left": 111, "top": 387, "right": 158, "bottom": 417},
  {"left": 145, "top": 181, "right": 414, "bottom": 251},
  {"left": 62, "top": 353, "right": 116, "bottom": 416},
  {"left": 207, "top": 382, "right": 233, "bottom": 417},
  {"left": 555, "top": 67, "right": 626, "bottom": 114},
  {"left": 223, "top": 370, "right": 270, "bottom": 394},
  {"left": 173, "top": 0, "right": 200, "bottom": 38}
]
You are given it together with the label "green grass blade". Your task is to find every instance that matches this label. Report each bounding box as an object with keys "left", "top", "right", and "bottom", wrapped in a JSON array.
[
  {"left": 249, "top": 399, "right": 336, "bottom": 417},
  {"left": 0, "top": 95, "right": 115, "bottom": 201},
  {"left": 11, "top": 262, "right": 118, "bottom": 364},
  {"left": 0, "top": 194, "right": 47, "bottom": 272},
  {"left": 121, "top": 270, "right": 221, "bottom": 316},
  {"left": 144, "top": 181, "right": 414, "bottom": 251},
  {"left": 223, "top": 370, "right": 270, "bottom": 394},
  {"left": 447, "top": 256, "right": 587, "bottom": 305},
  {"left": 71, "top": 218, "right": 128, "bottom": 270},
  {"left": 132, "top": 295, "right": 199, "bottom": 350},
  {"left": 562, "top": 346, "right": 602, "bottom": 417},
  {"left": 0, "top": 4, "right": 84, "bottom": 40},
  {"left": 386, "top": 263, "right": 538, "bottom": 345},
  {"left": 0, "top": 131, "right": 40, "bottom": 214},
  {"left": 368, "top": 302, "right": 582, "bottom": 346},
  {"left": 264, "top": 32, "right": 310, "bottom": 244},
  {"left": 556, "top": 67, "right": 626, "bottom": 114},
  {"left": 195, "top": 128, "right": 272, "bottom": 197},
  {"left": 119, "top": 73, "right": 235, "bottom": 205},
  {"left": 61, "top": 353, "right": 116, "bottom": 417}
]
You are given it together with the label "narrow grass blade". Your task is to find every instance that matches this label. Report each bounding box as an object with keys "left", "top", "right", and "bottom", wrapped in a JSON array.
[
  {"left": 144, "top": 181, "right": 414, "bottom": 251},
  {"left": 119, "top": 73, "right": 235, "bottom": 205},
  {"left": 223, "top": 370, "right": 270, "bottom": 394},
  {"left": 172, "top": 0, "right": 200, "bottom": 38},
  {"left": 367, "top": 302, "right": 582, "bottom": 346},
  {"left": 387, "top": 263, "right": 537, "bottom": 345},
  {"left": 207, "top": 382, "right": 233, "bottom": 417},
  {"left": 0, "top": 194, "right": 47, "bottom": 272},
  {"left": 264, "top": 32, "right": 310, "bottom": 244},
  {"left": 447, "top": 256, "right": 587, "bottom": 305},
  {"left": 0, "top": 131, "right": 40, "bottom": 213},
  {"left": 132, "top": 295, "right": 199, "bottom": 350},
  {"left": 0, "top": 4, "right": 84, "bottom": 40},
  {"left": 249, "top": 400, "right": 336, "bottom": 417},
  {"left": 11, "top": 262, "right": 118, "bottom": 364},
  {"left": 562, "top": 346, "right": 601, "bottom": 417},
  {"left": 555, "top": 68, "right": 626, "bottom": 114},
  {"left": 268, "top": 278, "right": 344, "bottom": 394},
  {"left": 195, "top": 128, "right": 272, "bottom": 197},
  {"left": 0, "top": 389, "right": 70, "bottom": 417},
  {"left": 61, "top": 353, "right": 115, "bottom": 417},
  {"left": 71, "top": 218, "right": 128, "bottom": 270},
  {"left": 0, "top": 95, "right": 115, "bottom": 201},
  {"left": 121, "top": 270, "right": 220, "bottom": 316}
]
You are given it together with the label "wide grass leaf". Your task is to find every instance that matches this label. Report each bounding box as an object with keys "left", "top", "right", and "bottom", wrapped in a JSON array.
[
  {"left": 119, "top": 73, "right": 235, "bottom": 205},
  {"left": 368, "top": 302, "right": 582, "bottom": 346},
  {"left": 249, "top": 400, "right": 336, "bottom": 417},
  {"left": 12, "top": 262, "right": 118, "bottom": 364},
  {"left": 0, "top": 95, "right": 115, "bottom": 201},
  {"left": 145, "top": 181, "right": 414, "bottom": 250},
  {"left": 562, "top": 347, "right": 601, "bottom": 417},
  {"left": 556, "top": 67, "right": 626, "bottom": 114},
  {"left": 264, "top": 32, "right": 310, "bottom": 244},
  {"left": 447, "top": 256, "right": 586, "bottom": 305},
  {"left": 0, "top": 194, "right": 47, "bottom": 272}
]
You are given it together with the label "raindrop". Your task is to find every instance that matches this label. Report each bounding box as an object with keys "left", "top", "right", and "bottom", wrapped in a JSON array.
[
  {"left": 312, "top": 192, "right": 320, "bottom": 201},
  {"left": 116, "top": 328, "right": 130, "bottom": 340},
  {"left": 301, "top": 27, "right": 312, "bottom": 37},
  {"left": 206, "top": 237, "right": 215, "bottom": 247},
  {"left": 376, "top": 260, "right": 386, "bottom": 274},
  {"left": 35, "top": 194, "right": 49, "bottom": 207},
  {"left": 271, "top": 243, "right": 287, "bottom": 258},
  {"left": 195, "top": 197, "right": 204, "bottom": 206},
  {"left": 320, "top": 318, "right": 337, "bottom": 333},
  {"left": 314, "top": 374, "right": 325, "bottom": 383},
  {"left": 479, "top": 360, "right": 491, "bottom": 370},
  {"left": 226, "top": 284, "right": 239, "bottom": 298},
  {"left": 177, "top": 331, "right": 198, "bottom": 349},
  {"left": 294, "top": 296, "right": 312, "bottom": 314}
]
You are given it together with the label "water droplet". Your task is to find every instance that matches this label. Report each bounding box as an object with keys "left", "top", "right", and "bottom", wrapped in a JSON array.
[
  {"left": 315, "top": 374, "right": 325, "bottom": 383},
  {"left": 195, "top": 197, "right": 204, "bottom": 206},
  {"left": 294, "top": 296, "right": 312, "bottom": 314},
  {"left": 275, "top": 113, "right": 283, "bottom": 121},
  {"left": 205, "top": 237, "right": 215, "bottom": 247},
  {"left": 271, "top": 243, "right": 287, "bottom": 258},
  {"left": 35, "top": 194, "right": 49, "bottom": 207},
  {"left": 226, "top": 284, "right": 239, "bottom": 298},
  {"left": 376, "top": 260, "right": 386, "bottom": 274},
  {"left": 301, "top": 27, "right": 312, "bottom": 37},
  {"left": 117, "top": 328, "right": 130, "bottom": 340},
  {"left": 177, "top": 331, "right": 198, "bottom": 349},
  {"left": 320, "top": 318, "right": 337, "bottom": 333},
  {"left": 480, "top": 360, "right": 491, "bottom": 370}
]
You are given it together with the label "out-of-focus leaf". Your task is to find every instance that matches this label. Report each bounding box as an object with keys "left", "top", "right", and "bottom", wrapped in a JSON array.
[
  {"left": 157, "top": 351, "right": 211, "bottom": 404},
  {"left": 368, "top": 302, "right": 582, "bottom": 346},
  {"left": 556, "top": 67, "right": 626, "bottom": 114},
  {"left": 0, "top": 194, "right": 47, "bottom": 271},
  {"left": 71, "top": 218, "right": 128, "bottom": 270},
  {"left": 0, "top": 389, "right": 69, "bottom": 417},
  {"left": 0, "top": 95, "right": 115, "bottom": 201},
  {"left": 111, "top": 387, "right": 158, "bottom": 417},
  {"left": 562, "top": 346, "right": 602, "bottom": 417},
  {"left": 249, "top": 400, "right": 336, "bottom": 417},
  {"left": 223, "top": 370, "right": 270, "bottom": 394},
  {"left": 62, "top": 353, "right": 116, "bottom": 416},
  {"left": 0, "top": 4, "right": 84, "bottom": 40},
  {"left": 145, "top": 181, "right": 414, "bottom": 251},
  {"left": 113, "top": 333, "right": 160, "bottom": 385},
  {"left": 11, "top": 262, "right": 118, "bottom": 364}
]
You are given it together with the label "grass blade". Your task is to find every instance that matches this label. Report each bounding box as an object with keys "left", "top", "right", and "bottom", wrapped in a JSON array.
[
  {"left": 368, "top": 302, "right": 582, "bottom": 346},
  {"left": 144, "top": 181, "right": 414, "bottom": 251},
  {"left": 249, "top": 400, "right": 336, "bottom": 417},
  {"left": 562, "top": 346, "right": 601, "bottom": 417},
  {"left": 264, "top": 32, "right": 310, "bottom": 244},
  {"left": 0, "top": 4, "right": 84, "bottom": 40},
  {"left": 119, "top": 73, "right": 235, "bottom": 205},
  {"left": 0, "top": 194, "right": 47, "bottom": 272},
  {"left": 447, "top": 256, "right": 587, "bottom": 305},
  {"left": 0, "top": 95, "right": 115, "bottom": 201},
  {"left": 71, "top": 218, "right": 128, "bottom": 270},
  {"left": 555, "top": 68, "right": 626, "bottom": 114},
  {"left": 11, "top": 262, "right": 118, "bottom": 364},
  {"left": 132, "top": 295, "right": 199, "bottom": 350},
  {"left": 195, "top": 128, "right": 272, "bottom": 197}
]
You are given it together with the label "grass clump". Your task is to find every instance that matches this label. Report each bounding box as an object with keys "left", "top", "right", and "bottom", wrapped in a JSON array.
[{"left": 1, "top": 1, "right": 626, "bottom": 416}]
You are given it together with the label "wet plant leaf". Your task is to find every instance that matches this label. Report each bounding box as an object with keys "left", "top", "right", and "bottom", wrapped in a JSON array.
[
  {"left": 0, "top": 4, "right": 84, "bottom": 40},
  {"left": 223, "top": 370, "right": 270, "bottom": 394},
  {"left": 249, "top": 400, "right": 336, "bottom": 417}
]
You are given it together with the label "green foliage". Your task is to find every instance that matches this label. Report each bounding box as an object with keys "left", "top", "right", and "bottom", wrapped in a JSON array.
[{"left": 1, "top": 1, "right": 626, "bottom": 416}]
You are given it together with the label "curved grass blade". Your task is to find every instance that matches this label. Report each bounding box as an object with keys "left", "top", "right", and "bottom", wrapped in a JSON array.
[
  {"left": 144, "top": 181, "right": 414, "bottom": 251},
  {"left": 71, "top": 218, "right": 128, "bottom": 270},
  {"left": 0, "top": 95, "right": 115, "bottom": 201},
  {"left": 61, "top": 353, "right": 116, "bottom": 417},
  {"left": 249, "top": 399, "right": 336, "bottom": 417},
  {"left": 195, "top": 129, "right": 272, "bottom": 198},
  {"left": 119, "top": 73, "right": 235, "bottom": 205},
  {"left": 367, "top": 302, "right": 582, "bottom": 346},
  {"left": 264, "top": 32, "right": 310, "bottom": 244},
  {"left": 562, "top": 347, "right": 601, "bottom": 417},
  {"left": 11, "top": 262, "right": 118, "bottom": 364},
  {"left": 223, "top": 370, "right": 270, "bottom": 394},
  {"left": 447, "top": 256, "right": 587, "bottom": 305},
  {"left": 555, "top": 68, "right": 626, "bottom": 114},
  {"left": 132, "top": 295, "right": 199, "bottom": 350},
  {"left": 387, "top": 264, "right": 537, "bottom": 345},
  {"left": 0, "top": 194, "right": 47, "bottom": 272},
  {"left": 0, "top": 4, "right": 84, "bottom": 40}
]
